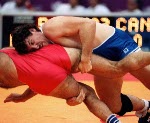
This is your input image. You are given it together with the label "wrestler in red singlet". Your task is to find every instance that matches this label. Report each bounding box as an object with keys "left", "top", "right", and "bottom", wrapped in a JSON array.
[{"left": 0, "top": 44, "right": 71, "bottom": 95}]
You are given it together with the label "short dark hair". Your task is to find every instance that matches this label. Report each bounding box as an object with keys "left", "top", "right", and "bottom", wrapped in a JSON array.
[{"left": 11, "top": 24, "right": 41, "bottom": 54}]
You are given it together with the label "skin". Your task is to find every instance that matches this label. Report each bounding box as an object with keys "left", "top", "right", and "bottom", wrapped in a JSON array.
[
  {"left": 0, "top": 50, "right": 117, "bottom": 122},
  {"left": 2, "top": 46, "right": 150, "bottom": 118},
  {"left": 24, "top": 16, "right": 150, "bottom": 88},
  {"left": 42, "top": 16, "right": 115, "bottom": 74},
  {"left": 22, "top": 16, "right": 150, "bottom": 115}
]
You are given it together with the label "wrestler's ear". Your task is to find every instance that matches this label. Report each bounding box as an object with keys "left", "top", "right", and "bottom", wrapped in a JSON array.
[{"left": 29, "top": 28, "right": 37, "bottom": 33}]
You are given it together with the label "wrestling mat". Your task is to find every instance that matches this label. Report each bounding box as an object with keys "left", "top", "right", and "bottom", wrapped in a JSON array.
[{"left": 0, "top": 73, "right": 149, "bottom": 123}]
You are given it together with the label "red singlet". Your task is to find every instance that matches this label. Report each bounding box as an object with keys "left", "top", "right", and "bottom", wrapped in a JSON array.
[{"left": 0, "top": 44, "right": 71, "bottom": 95}]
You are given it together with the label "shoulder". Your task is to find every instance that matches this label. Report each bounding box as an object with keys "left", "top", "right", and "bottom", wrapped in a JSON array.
[
  {"left": 43, "top": 16, "right": 79, "bottom": 28},
  {"left": 45, "top": 16, "right": 67, "bottom": 24},
  {"left": 42, "top": 16, "right": 66, "bottom": 35}
]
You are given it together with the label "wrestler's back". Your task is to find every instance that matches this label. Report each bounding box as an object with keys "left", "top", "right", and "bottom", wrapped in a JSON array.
[
  {"left": 43, "top": 17, "right": 115, "bottom": 50},
  {"left": 94, "top": 23, "right": 115, "bottom": 47}
]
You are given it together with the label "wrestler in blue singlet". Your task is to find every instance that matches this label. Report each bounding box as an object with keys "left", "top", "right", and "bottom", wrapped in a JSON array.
[{"left": 93, "top": 28, "right": 140, "bottom": 61}]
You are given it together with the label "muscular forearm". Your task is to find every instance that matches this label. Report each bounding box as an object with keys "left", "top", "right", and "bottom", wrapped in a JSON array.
[
  {"left": 77, "top": 19, "right": 96, "bottom": 73},
  {"left": 79, "top": 19, "right": 96, "bottom": 61}
]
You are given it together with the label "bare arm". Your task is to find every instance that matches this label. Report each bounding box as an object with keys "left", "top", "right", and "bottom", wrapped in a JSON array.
[
  {"left": 4, "top": 88, "right": 37, "bottom": 103},
  {"left": 78, "top": 17, "right": 96, "bottom": 73},
  {"left": 49, "top": 75, "right": 114, "bottom": 122},
  {"left": 43, "top": 16, "right": 96, "bottom": 73}
]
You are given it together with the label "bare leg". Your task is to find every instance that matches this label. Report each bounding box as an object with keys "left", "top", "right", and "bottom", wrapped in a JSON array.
[
  {"left": 50, "top": 75, "right": 118, "bottom": 122},
  {"left": 94, "top": 76, "right": 145, "bottom": 114},
  {"left": 90, "top": 50, "right": 150, "bottom": 79},
  {"left": 130, "top": 65, "right": 150, "bottom": 90},
  {"left": 73, "top": 50, "right": 150, "bottom": 79},
  {"left": 94, "top": 76, "right": 123, "bottom": 113},
  {"left": 117, "top": 51, "right": 150, "bottom": 73},
  {"left": 90, "top": 54, "right": 126, "bottom": 78}
]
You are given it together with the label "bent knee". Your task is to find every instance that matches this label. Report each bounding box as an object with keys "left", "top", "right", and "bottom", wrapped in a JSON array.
[{"left": 116, "top": 54, "right": 140, "bottom": 72}]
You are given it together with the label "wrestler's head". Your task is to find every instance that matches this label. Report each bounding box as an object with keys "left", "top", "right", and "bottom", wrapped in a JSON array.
[{"left": 11, "top": 24, "right": 49, "bottom": 54}]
